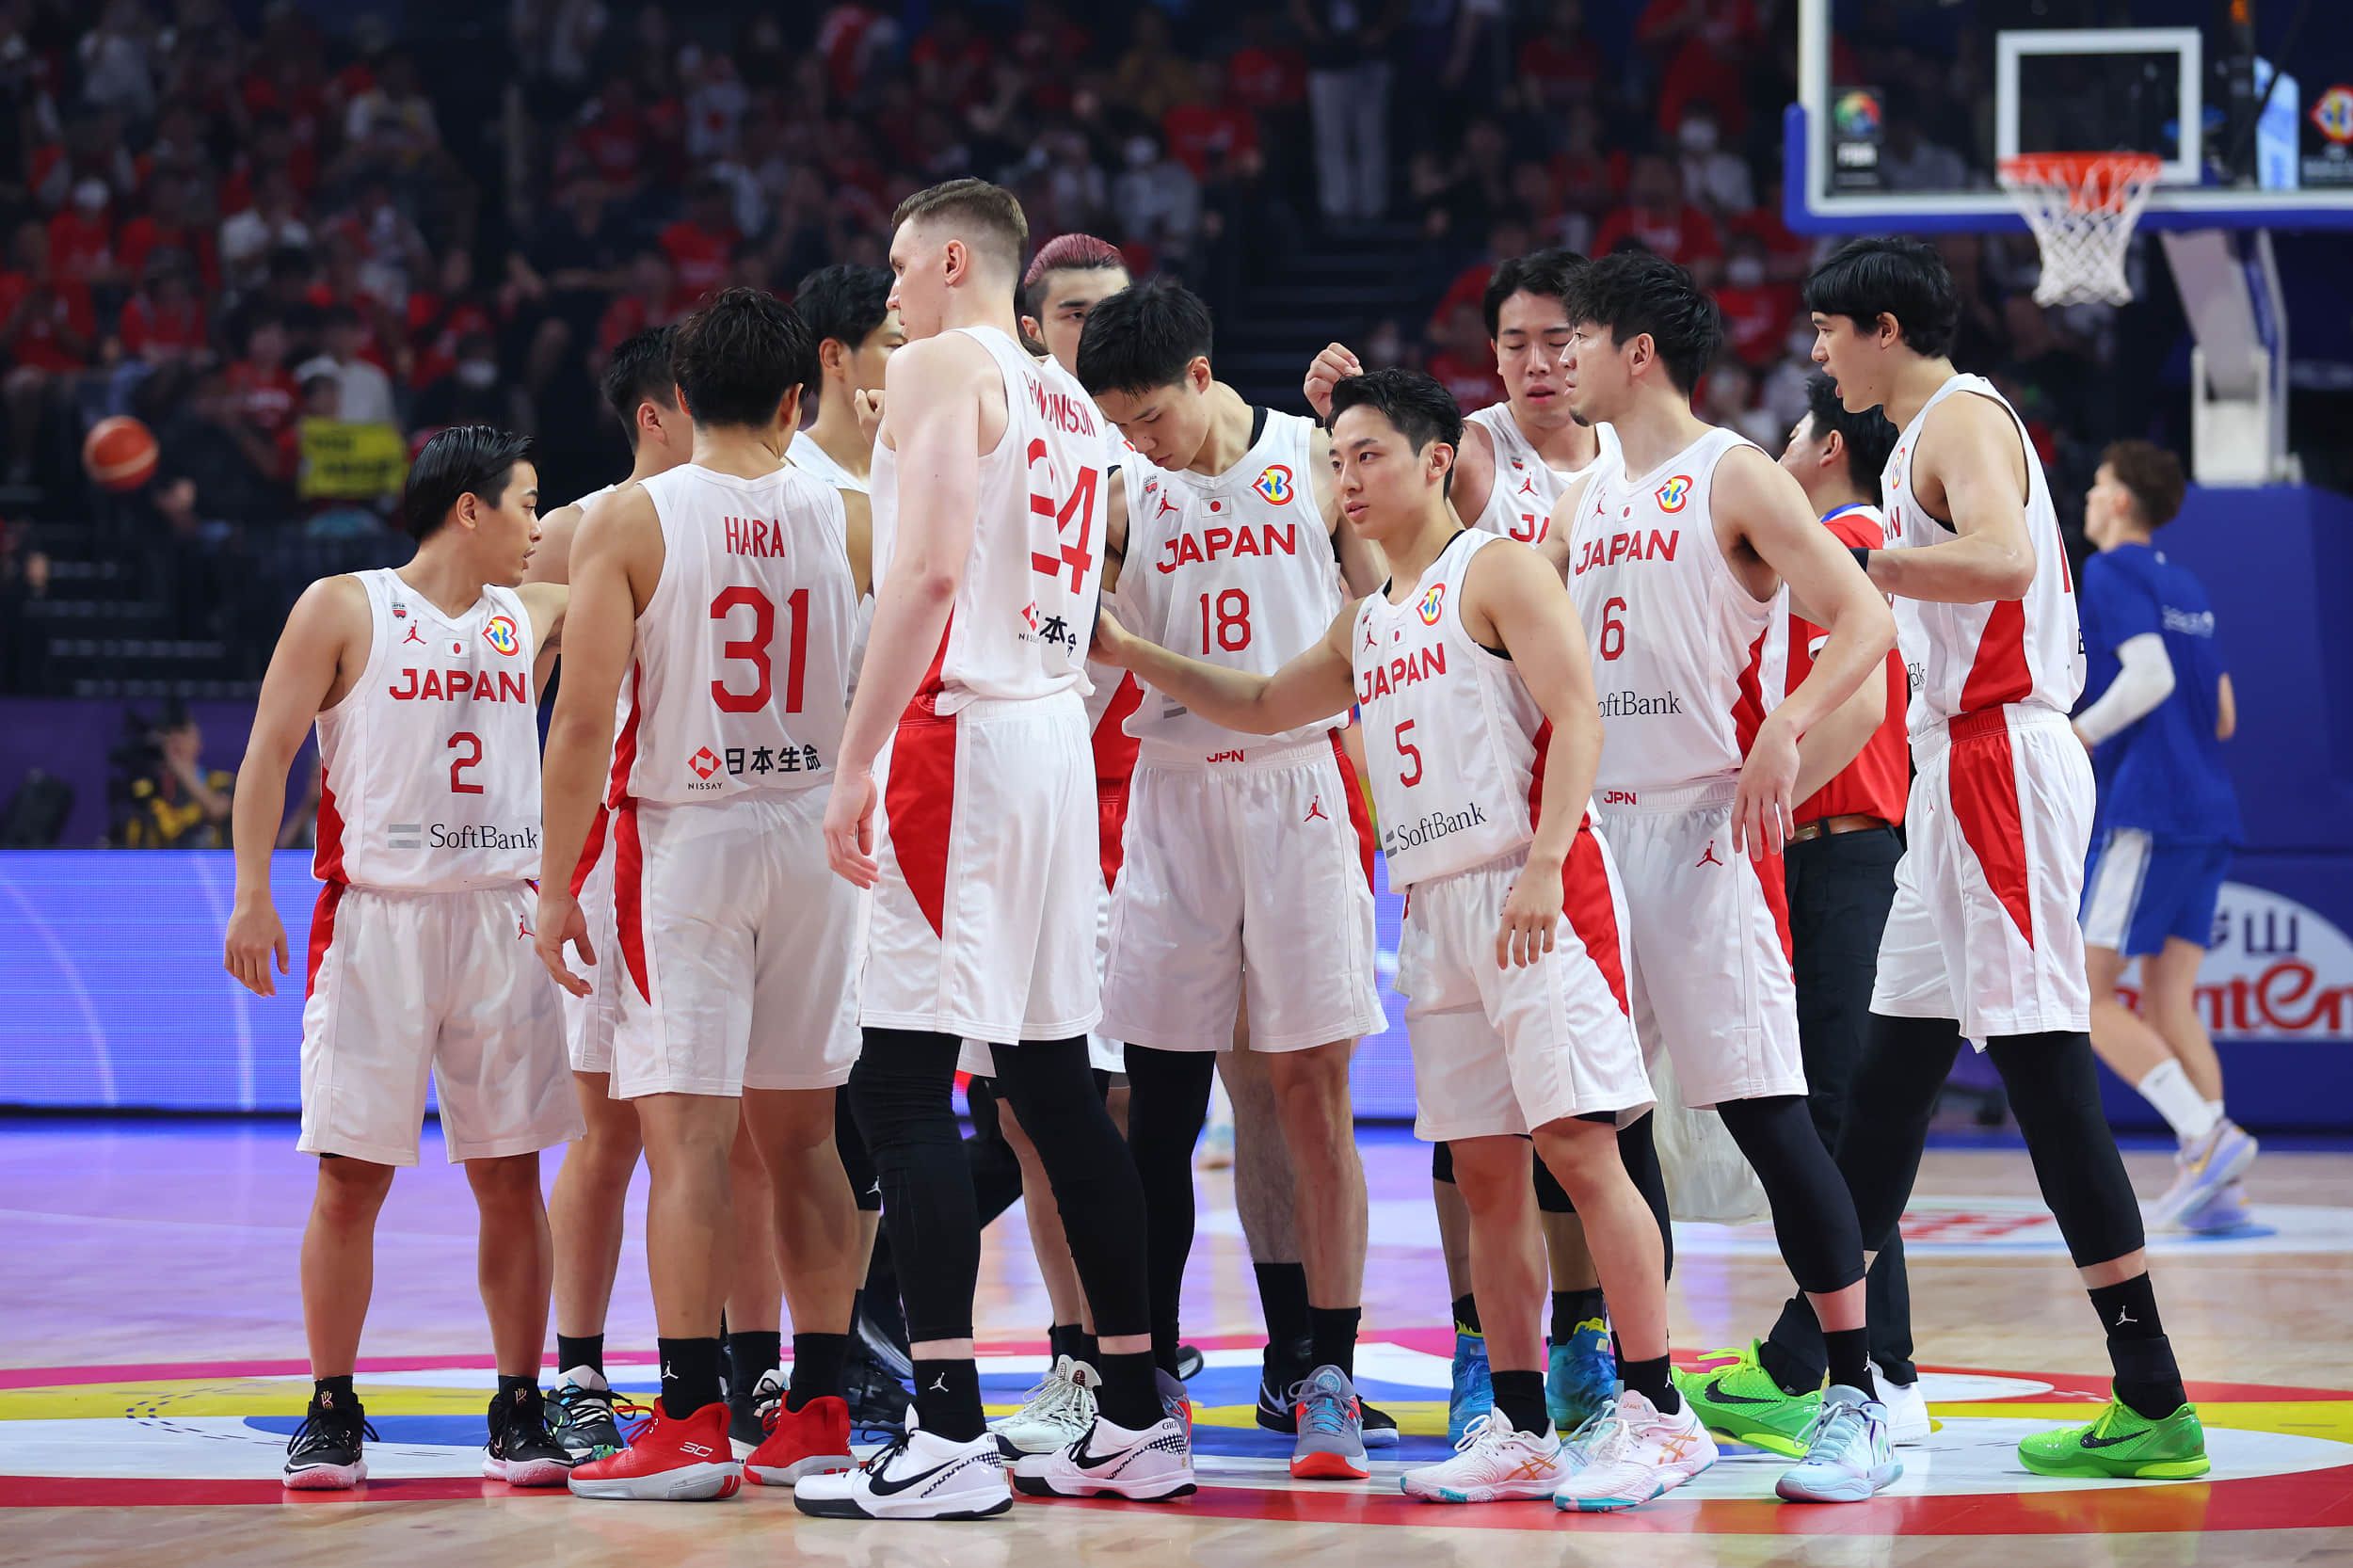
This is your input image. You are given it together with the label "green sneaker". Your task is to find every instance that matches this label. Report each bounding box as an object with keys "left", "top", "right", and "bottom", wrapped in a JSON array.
[
  {"left": 2017, "top": 1399, "right": 2210, "bottom": 1480},
  {"left": 1673, "top": 1342, "right": 1820, "bottom": 1459}
]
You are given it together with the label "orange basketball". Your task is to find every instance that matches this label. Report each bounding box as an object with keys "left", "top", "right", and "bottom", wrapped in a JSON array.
[{"left": 82, "top": 415, "right": 159, "bottom": 492}]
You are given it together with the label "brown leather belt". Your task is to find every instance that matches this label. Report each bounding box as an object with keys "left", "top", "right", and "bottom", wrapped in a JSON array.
[{"left": 1790, "top": 812, "right": 1893, "bottom": 842}]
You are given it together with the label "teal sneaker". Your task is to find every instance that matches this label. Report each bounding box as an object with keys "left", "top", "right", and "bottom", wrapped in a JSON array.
[
  {"left": 1449, "top": 1329, "right": 1495, "bottom": 1447},
  {"left": 1546, "top": 1316, "right": 1619, "bottom": 1431}
]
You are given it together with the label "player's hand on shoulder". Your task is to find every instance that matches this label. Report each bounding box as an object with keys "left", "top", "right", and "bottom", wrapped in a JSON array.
[
  {"left": 854, "top": 390, "right": 885, "bottom": 444},
  {"left": 534, "top": 887, "right": 594, "bottom": 998},
  {"left": 1732, "top": 709, "right": 1800, "bottom": 858},
  {"left": 1304, "top": 343, "right": 1361, "bottom": 424},
  {"left": 823, "top": 767, "right": 881, "bottom": 888},
  {"left": 223, "top": 898, "right": 289, "bottom": 998},
  {"left": 1496, "top": 856, "right": 1564, "bottom": 970}
]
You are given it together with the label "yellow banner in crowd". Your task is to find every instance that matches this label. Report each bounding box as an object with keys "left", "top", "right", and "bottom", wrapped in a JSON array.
[{"left": 297, "top": 420, "right": 408, "bottom": 501}]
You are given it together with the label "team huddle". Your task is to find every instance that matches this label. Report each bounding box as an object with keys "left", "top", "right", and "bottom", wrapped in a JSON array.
[{"left": 220, "top": 176, "right": 2213, "bottom": 1519}]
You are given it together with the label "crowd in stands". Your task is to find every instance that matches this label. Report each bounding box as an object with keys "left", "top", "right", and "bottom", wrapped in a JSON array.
[{"left": 0, "top": 0, "right": 2159, "bottom": 705}]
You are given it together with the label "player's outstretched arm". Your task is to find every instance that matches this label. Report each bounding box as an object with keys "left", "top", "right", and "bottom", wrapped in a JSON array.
[
  {"left": 1721, "top": 445, "right": 1895, "bottom": 856},
  {"left": 225, "top": 575, "right": 364, "bottom": 997},
  {"left": 1094, "top": 599, "right": 1358, "bottom": 738},
  {"left": 1465, "top": 541, "right": 1604, "bottom": 968},
  {"left": 1302, "top": 341, "right": 1359, "bottom": 424},
  {"left": 1866, "top": 394, "right": 2038, "bottom": 604},
  {"left": 518, "top": 582, "right": 568, "bottom": 663},
  {"left": 535, "top": 487, "right": 654, "bottom": 995},
  {"left": 824, "top": 334, "right": 985, "bottom": 887},
  {"left": 521, "top": 501, "right": 583, "bottom": 587}
]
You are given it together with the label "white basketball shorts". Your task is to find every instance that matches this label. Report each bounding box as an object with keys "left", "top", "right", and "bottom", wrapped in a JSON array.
[{"left": 561, "top": 805, "right": 620, "bottom": 1077}]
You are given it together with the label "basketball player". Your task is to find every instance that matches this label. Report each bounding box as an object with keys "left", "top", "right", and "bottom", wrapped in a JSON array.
[
  {"left": 1545, "top": 250, "right": 1904, "bottom": 1504},
  {"left": 804, "top": 179, "right": 1193, "bottom": 1519},
  {"left": 535, "top": 288, "right": 869, "bottom": 1500},
  {"left": 1077, "top": 278, "right": 1388, "bottom": 1480},
  {"left": 1092, "top": 367, "right": 1705, "bottom": 1511},
  {"left": 1305, "top": 247, "right": 1635, "bottom": 1440},
  {"left": 1754, "top": 372, "right": 1929, "bottom": 1447},
  {"left": 2077, "top": 440, "right": 2252, "bottom": 1231},
  {"left": 521, "top": 328, "right": 693, "bottom": 1462},
  {"left": 223, "top": 426, "right": 578, "bottom": 1491},
  {"left": 1801, "top": 237, "right": 2208, "bottom": 1479}
]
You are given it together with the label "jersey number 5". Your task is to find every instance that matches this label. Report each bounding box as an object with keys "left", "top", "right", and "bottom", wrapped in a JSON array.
[
  {"left": 1026, "top": 438, "right": 1100, "bottom": 593},
  {"left": 710, "top": 585, "right": 809, "bottom": 713}
]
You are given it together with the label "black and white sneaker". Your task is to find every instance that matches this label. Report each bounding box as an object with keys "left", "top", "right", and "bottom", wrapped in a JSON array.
[
  {"left": 484, "top": 1385, "right": 574, "bottom": 1487},
  {"left": 792, "top": 1416, "right": 1011, "bottom": 1520},
  {"left": 547, "top": 1366, "right": 626, "bottom": 1461},
  {"left": 1013, "top": 1413, "right": 1196, "bottom": 1502},
  {"left": 283, "top": 1390, "right": 377, "bottom": 1490},
  {"left": 729, "top": 1368, "right": 785, "bottom": 1459}
]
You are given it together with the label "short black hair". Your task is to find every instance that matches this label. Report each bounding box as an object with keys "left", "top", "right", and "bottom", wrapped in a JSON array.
[
  {"left": 669, "top": 286, "right": 816, "bottom": 429},
  {"left": 403, "top": 425, "right": 535, "bottom": 541},
  {"left": 600, "top": 326, "right": 678, "bottom": 441},
  {"left": 1801, "top": 372, "right": 1897, "bottom": 504},
  {"left": 2101, "top": 438, "right": 2187, "bottom": 528},
  {"left": 1564, "top": 249, "right": 1722, "bottom": 394},
  {"left": 1482, "top": 248, "right": 1591, "bottom": 341},
  {"left": 793, "top": 264, "right": 893, "bottom": 359},
  {"left": 1803, "top": 237, "right": 1961, "bottom": 359},
  {"left": 1328, "top": 368, "right": 1464, "bottom": 456},
  {"left": 1075, "top": 278, "right": 1212, "bottom": 397}
]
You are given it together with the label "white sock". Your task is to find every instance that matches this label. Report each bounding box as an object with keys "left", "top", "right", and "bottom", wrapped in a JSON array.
[
  {"left": 2203, "top": 1097, "right": 2227, "bottom": 1130},
  {"left": 2137, "top": 1059, "right": 2220, "bottom": 1142}
]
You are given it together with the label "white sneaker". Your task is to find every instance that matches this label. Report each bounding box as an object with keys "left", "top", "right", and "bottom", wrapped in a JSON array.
[
  {"left": 988, "top": 1356, "right": 1099, "bottom": 1456},
  {"left": 1775, "top": 1385, "right": 1903, "bottom": 1503},
  {"left": 1401, "top": 1412, "right": 1565, "bottom": 1503},
  {"left": 1870, "top": 1362, "right": 1931, "bottom": 1447},
  {"left": 1012, "top": 1414, "right": 1196, "bottom": 1502},
  {"left": 1550, "top": 1391, "right": 1717, "bottom": 1512},
  {"left": 792, "top": 1416, "right": 1010, "bottom": 1521}
]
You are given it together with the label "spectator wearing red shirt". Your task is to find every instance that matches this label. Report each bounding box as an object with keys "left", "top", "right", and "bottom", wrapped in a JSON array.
[
  {"left": 597, "top": 251, "right": 675, "bottom": 363},
  {"left": 1637, "top": 0, "right": 1759, "bottom": 138},
  {"left": 1010, "top": 0, "right": 1090, "bottom": 115},
  {"left": 1425, "top": 299, "right": 1505, "bottom": 412},
  {"left": 567, "top": 78, "right": 651, "bottom": 196},
  {"left": 1, "top": 220, "right": 97, "bottom": 480},
  {"left": 117, "top": 265, "right": 210, "bottom": 363},
  {"left": 118, "top": 176, "right": 223, "bottom": 294},
  {"left": 219, "top": 115, "right": 320, "bottom": 214},
  {"left": 226, "top": 313, "right": 302, "bottom": 481},
  {"left": 1227, "top": 14, "right": 1308, "bottom": 112},
  {"left": 1717, "top": 232, "right": 1799, "bottom": 370},
  {"left": 659, "top": 183, "right": 742, "bottom": 314},
  {"left": 405, "top": 249, "right": 496, "bottom": 390},
  {"left": 1548, "top": 101, "right": 1626, "bottom": 220},
  {"left": 1160, "top": 64, "right": 1260, "bottom": 181},
  {"left": 1593, "top": 154, "right": 1723, "bottom": 286},
  {"left": 1518, "top": 0, "right": 1603, "bottom": 113},
  {"left": 911, "top": 2, "right": 995, "bottom": 114},
  {"left": 49, "top": 180, "right": 120, "bottom": 289}
]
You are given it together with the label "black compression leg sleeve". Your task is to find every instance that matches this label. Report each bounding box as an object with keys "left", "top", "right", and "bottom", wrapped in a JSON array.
[
  {"left": 1985, "top": 1032, "right": 2147, "bottom": 1268},
  {"left": 1617, "top": 1112, "right": 1673, "bottom": 1281},
  {"left": 963, "top": 1076, "right": 1027, "bottom": 1229},
  {"left": 1433, "top": 1139, "right": 1454, "bottom": 1185},
  {"left": 1716, "top": 1095, "right": 1866, "bottom": 1296},
  {"left": 1118, "top": 1045, "right": 1219, "bottom": 1373},
  {"left": 835, "top": 1085, "right": 879, "bottom": 1212},
  {"left": 848, "top": 1031, "right": 977, "bottom": 1346},
  {"left": 1833, "top": 1014, "right": 1966, "bottom": 1253}
]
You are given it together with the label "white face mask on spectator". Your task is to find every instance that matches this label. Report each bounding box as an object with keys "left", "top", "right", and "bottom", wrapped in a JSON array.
[
  {"left": 1727, "top": 256, "right": 1765, "bottom": 289},
  {"left": 1678, "top": 119, "right": 1719, "bottom": 154},
  {"left": 457, "top": 359, "right": 498, "bottom": 389}
]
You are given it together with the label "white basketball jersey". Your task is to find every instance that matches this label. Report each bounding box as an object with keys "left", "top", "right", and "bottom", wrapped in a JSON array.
[
  {"left": 606, "top": 463, "right": 859, "bottom": 805},
  {"left": 872, "top": 325, "right": 1107, "bottom": 714},
  {"left": 312, "top": 568, "right": 542, "bottom": 891},
  {"left": 1882, "top": 373, "right": 2085, "bottom": 732},
  {"left": 1464, "top": 405, "right": 1622, "bottom": 545},
  {"left": 1354, "top": 530, "right": 1554, "bottom": 888},
  {"left": 1566, "top": 425, "right": 1785, "bottom": 793},
  {"left": 789, "top": 429, "right": 868, "bottom": 494},
  {"left": 569, "top": 482, "right": 619, "bottom": 519},
  {"left": 1120, "top": 408, "right": 1344, "bottom": 752}
]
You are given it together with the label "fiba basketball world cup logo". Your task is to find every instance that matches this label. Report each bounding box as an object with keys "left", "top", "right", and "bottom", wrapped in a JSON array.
[
  {"left": 1655, "top": 474, "right": 1693, "bottom": 513},
  {"left": 1254, "top": 464, "right": 1294, "bottom": 505},
  {"left": 482, "top": 616, "right": 520, "bottom": 657},
  {"left": 1417, "top": 584, "right": 1446, "bottom": 625}
]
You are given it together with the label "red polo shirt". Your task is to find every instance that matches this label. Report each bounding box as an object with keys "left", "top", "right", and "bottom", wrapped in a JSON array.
[{"left": 1788, "top": 502, "right": 1908, "bottom": 825}]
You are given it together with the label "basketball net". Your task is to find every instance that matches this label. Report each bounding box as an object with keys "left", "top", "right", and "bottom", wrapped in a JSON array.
[{"left": 1998, "top": 152, "right": 2162, "bottom": 307}]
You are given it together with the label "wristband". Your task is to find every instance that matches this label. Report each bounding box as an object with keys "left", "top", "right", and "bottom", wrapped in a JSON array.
[{"left": 1849, "top": 545, "right": 1871, "bottom": 575}]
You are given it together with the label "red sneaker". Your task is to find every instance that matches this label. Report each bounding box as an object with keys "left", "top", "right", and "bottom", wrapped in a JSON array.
[
  {"left": 567, "top": 1402, "right": 742, "bottom": 1501},
  {"left": 746, "top": 1394, "right": 856, "bottom": 1487}
]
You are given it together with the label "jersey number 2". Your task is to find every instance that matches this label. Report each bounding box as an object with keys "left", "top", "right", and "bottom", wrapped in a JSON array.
[
  {"left": 448, "top": 731, "right": 483, "bottom": 795},
  {"left": 710, "top": 586, "right": 809, "bottom": 713}
]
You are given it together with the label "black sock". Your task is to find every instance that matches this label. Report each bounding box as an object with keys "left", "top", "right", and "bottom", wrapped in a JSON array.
[
  {"left": 788, "top": 1333, "right": 848, "bottom": 1411},
  {"left": 1452, "top": 1293, "right": 1481, "bottom": 1336},
  {"left": 658, "top": 1336, "right": 724, "bottom": 1420},
  {"left": 728, "top": 1330, "right": 780, "bottom": 1400},
  {"left": 1492, "top": 1368, "right": 1547, "bottom": 1434},
  {"left": 313, "top": 1373, "right": 357, "bottom": 1412},
  {"left": 1255, "top": 1261, "right": 1313, "bottom": 1350},
  {"left": 1758, "top": 1335, "right": 1823, "bottom": 1397},
  {"left": 1823, "top": 1327, "right": 1872, "bottom": 1396},
  {"left": 1096, "top": 1350, "right": 1161, "bottom": 1430},
  {"left": 912, "top": 1357, "right": 985, "bottom": 1441},
  {"left": 496, "top": 1372, "right": 537, "bottom": 1402},
  {"left": 1077, "top": 1329, "right": 1101, "bottom": 1367},
  {"left": 1620, "top": 1354, "right": 1680, "bottom": 1416},
  {"left": 555, "top": 1334, "right": 604, "bottom": 1376},
  {"left": 1551, "top": 1288, "right": 1607, "bottom": 1345},
  {"left": 1309, "top": 1305, "right": 1361, "bottom": 1379},
  {"left": 1048, "top": 1322, "right": 1087, "bottom": 1366},
  {"left": 2089, "top": 1274, "right": 2188, "bottom": 1418}
]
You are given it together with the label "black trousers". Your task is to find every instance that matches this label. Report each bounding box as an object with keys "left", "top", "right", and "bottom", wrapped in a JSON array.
[{"left": 1773, "top": 825, "right": 1915, "bottom": 1383}]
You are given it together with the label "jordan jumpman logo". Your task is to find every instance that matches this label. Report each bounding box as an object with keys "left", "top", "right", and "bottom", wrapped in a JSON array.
[
  {"left": 1697, "top": 840, "right": 1723, "bottom": 867},
  {"left": 403, "top": 623, "right": 426, "bottom": 646},
  {"left": 929, "top": 1374, "right": 950, "bottom": 1393},
  {"left": 1305, "top": 796, "right": 1330, "bottom": 823}
]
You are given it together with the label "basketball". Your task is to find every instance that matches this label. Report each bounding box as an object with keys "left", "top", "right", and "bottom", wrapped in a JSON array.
[{"left": 81, "top": 416, "right": 158, "bottom": 492}]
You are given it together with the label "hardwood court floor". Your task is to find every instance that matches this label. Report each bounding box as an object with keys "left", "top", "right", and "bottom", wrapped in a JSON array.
[{"left": 4, "top": 1118, "right": 2350, "bottom": 1568}]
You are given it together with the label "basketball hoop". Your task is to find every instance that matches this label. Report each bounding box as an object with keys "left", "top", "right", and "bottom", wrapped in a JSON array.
[{"left": 1998, "top": 152, "right": 2162, "bottom": 307}]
